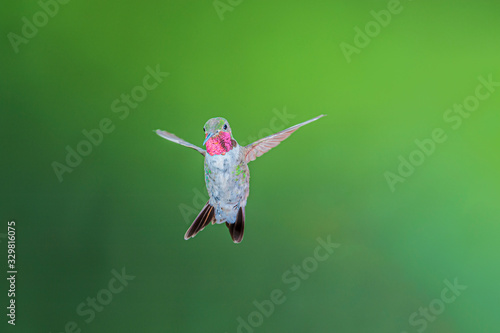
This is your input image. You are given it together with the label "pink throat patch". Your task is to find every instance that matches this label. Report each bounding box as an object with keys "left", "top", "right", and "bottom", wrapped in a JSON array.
[{"left": 206, "top": 132, "right": 233, "bottom": 156}]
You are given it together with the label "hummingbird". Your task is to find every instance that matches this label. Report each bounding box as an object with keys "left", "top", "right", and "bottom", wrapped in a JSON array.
[{"left": 156, "top": 114, "right": 325, "bottom": 243}]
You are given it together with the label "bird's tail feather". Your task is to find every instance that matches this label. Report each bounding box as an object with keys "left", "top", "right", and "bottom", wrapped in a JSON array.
[
  {"left": 226, "top": 206, "right": 245, "bottom": 243},
  {"left": 184, "top": 201, "right": 215, "bottom": 240}
]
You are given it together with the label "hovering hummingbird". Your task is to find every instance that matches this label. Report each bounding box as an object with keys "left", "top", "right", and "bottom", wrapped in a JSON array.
[{"left": 156, "top": 114, "right": 325, "bottom": 243}]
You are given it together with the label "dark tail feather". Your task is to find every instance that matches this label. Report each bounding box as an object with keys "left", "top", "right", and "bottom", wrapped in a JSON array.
[
  {"left": 226, "top": 206, "right": 245, "bottom": 243},
  {"left": 184, "top": 201, "right": 215, "bottom": 240}
]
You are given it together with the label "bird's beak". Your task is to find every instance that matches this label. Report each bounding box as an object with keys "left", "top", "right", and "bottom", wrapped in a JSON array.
[{"left": 203, "top": 132, "right": 214, "bottom": 146}]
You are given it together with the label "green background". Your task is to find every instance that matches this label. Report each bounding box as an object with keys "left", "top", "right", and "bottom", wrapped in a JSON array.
[{"left": 1, "top": 0, "right": 499, "bottom": 332}]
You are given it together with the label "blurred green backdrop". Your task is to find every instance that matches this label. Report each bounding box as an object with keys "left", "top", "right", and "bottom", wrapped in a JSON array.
[{"left": 1, "top": 0, "right": 499, "bottom": 332}]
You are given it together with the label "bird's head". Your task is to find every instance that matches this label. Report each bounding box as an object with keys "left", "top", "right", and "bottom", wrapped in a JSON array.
[{"left": 203, "top": 117, "right": 235, "bottom": 156}]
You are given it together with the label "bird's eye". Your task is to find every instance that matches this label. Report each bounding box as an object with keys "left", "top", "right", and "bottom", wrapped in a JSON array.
[
  {"left": 203, "top": 127, "right": 206, "bottom": 132},
  {"left": 223, "top": 124, "right": 228, "bottom": 130}
]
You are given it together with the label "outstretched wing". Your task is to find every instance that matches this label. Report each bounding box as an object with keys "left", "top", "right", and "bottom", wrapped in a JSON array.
[
  {"left": 244, "top": 114, "right": 325, "bottom": 163},
  {"left": 156, "top": 130, "right": 206, "bottom": 156}
]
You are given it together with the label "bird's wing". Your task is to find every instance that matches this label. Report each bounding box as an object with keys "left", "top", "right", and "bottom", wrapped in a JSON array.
[
  {"left": 156, "top": 130, "right": 206, "bottom": 156},
  {"left": 244, "top": 115, "right": 326, "bottom": 163}
]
